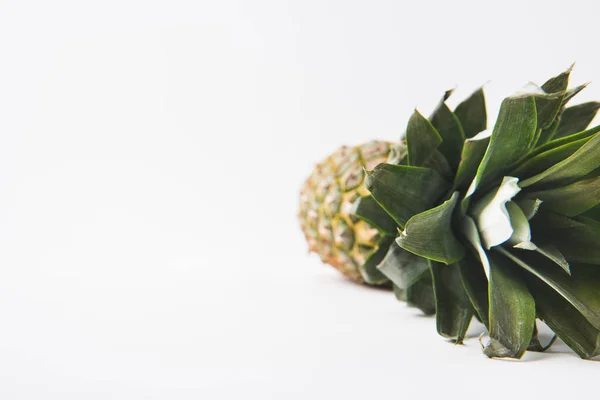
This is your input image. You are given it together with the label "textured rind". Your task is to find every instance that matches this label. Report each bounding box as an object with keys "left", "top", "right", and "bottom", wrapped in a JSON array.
[{"left": 299, "top": 141, "right": 392, "bottom": 283}]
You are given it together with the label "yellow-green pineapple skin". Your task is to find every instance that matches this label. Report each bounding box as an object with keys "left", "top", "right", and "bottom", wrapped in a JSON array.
[{"left": 299, "top": 141, "right": 392, "bottom": 283}]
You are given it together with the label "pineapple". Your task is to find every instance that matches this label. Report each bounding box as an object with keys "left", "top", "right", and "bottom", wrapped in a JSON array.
[
  {"left": 299, "top": 66, "right": 600, "bottom": 360},
  {"left": 298, "top": 140, "right": 399, "bottom": 283}
]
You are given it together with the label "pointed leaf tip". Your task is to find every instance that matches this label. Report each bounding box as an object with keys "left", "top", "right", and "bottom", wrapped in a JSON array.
[
  {"left": 454, "top": 87, "right": 487, "bottom": 139},
  {"left": 472, "top": 95, "right": 537, "bottom": 189},
  {"left": 484, "top": 252, "right": 535, "bottom": 359},
  {"left": 365, "top": 163, "right": 449, "bottom": 228},
  {"left": 397, "top": 192, "right": 466, "bottom": 264},
  {"left": 430, "top": 98, "right": 466, "bottom": 170},
  {"left": 406, "top": 109, "right": 443, "bottom": 167}
]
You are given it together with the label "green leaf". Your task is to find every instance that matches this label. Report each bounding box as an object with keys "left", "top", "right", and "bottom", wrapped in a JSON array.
[
  {"left": 506, "top": 201, "right": 534, "bottom": 248},
  {"left": 470, "top": 95, "right": 538, "bottom": 191},
  {"left": 349, "top": 195, "right": 398, "bottom": 235},
  {"left": 441, "top": 88, "right": 453, "bottom": 101},
  {"left": 541, "top": 66, "right": 572, "bottom": 94},
  {"left": 527, "top": 272, "right": 600, "bottom": 359},
  {"left": 562, "top": 83, "right": 588, "bottom": 105},
  {"left": 483, "top": 252, "right": 536, "bottom": 359},
  {"left": 430, "top": 99, "right": 466, "bottom": 170},
  {"left": 554, "top": 102, "right": 600, "bottom": 139},
  {"left": 506, "top": 202, "right": 571, "bottom": 274},
  {"left": 358, "top": 236, "right": 393, "bottom": 285},
  {"left": 429, "top": 261, "right": 473, "bottom": 343},
  {"left": 535, "top": 245, "right": 570, "bottom": 274},
  {"left": 470, "top": 176, "right": 521, "bottom": 249},
  {"left": 454, "top": 87, "right": 487, "bottom": 139},
  {"left": 393, "top": 284, "right": 407, "bottom": 302},
  {"left": 524, "top": 175, "right": 600, "bottom": 217},
  {"left": 532, "top": 68, "right": 571, "bottom": 140},
  {"left": 458, "top": 256, "right": 489, "bottom": 328},
  {"left": 365, "top": 163, "right": 449, "bottom": 228},
  {"left": 376, "top": 241, "right": 429, "bottom": 289},
  {"left": 453, "top": 131, "right": 490, "bottom": 191},
  {"left": 511, "top": 136, "right": 591, "bottom": 180},
  {"left": 533, "top": 92, "right": 565, "bottom": 132},
  {"left": 519, "top": 131, "right": 600, "bottom": 189},
  {"left": 497, "top": 247, "right": 600, "bottom": 330},
  {"left": 528, "top": 322, "right": 557, "bottom": 352},
  {"left": 423, "top": 149, "right": 454, "bottom": 180},
  {"left": 583, "top": 204, "right": 600, "bottom": 221},
  {"left": 531, "top": 212, "right": 600, "bottom": 264},
  {"left": 460, "top": 215, "right": 490, "bottom": 277},
  {"left": 406, "top": 109, "right": 443, "bottom": 167},
  {"left": 534, "top": 84, "right": 592, "bottom": 146},
  {"left": 528, "top": 123, "right": 600, "bottom": 158},
  {"left": 537, "top": 117, "right": 561, "bottom": 146},
  {"left": 406, "top": 272, "right": 437, "bottom": 315},
  {"left": 397, "top": 192, "right": 466, "bottom": 264},
  {"left": 515, "top": 198, "right": 542, "bottom": 220}
]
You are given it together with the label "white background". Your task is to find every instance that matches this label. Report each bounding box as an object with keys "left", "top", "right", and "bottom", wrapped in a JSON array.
[{"left": 1, "top": 0, "right": 599, "bottom": 398}]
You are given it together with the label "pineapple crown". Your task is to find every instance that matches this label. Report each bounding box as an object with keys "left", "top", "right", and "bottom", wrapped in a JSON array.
[{"left": 354, "top": 66, "right": 600, "bottom": 359}]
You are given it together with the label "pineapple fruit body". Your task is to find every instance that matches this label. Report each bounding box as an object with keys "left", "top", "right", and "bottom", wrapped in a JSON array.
[{"left": 299, "top": 141, "right": 394, "bottom": 283}]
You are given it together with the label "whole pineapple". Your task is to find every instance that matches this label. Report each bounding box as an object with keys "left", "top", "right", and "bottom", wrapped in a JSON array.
[{"left": 299, "top": 66, "right": 600, "bottom": 360}]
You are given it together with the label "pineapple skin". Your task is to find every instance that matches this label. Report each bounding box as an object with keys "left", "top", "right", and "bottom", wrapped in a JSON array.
[{"left": 299, "top": 141, "right": 392, "bottom": 283}]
